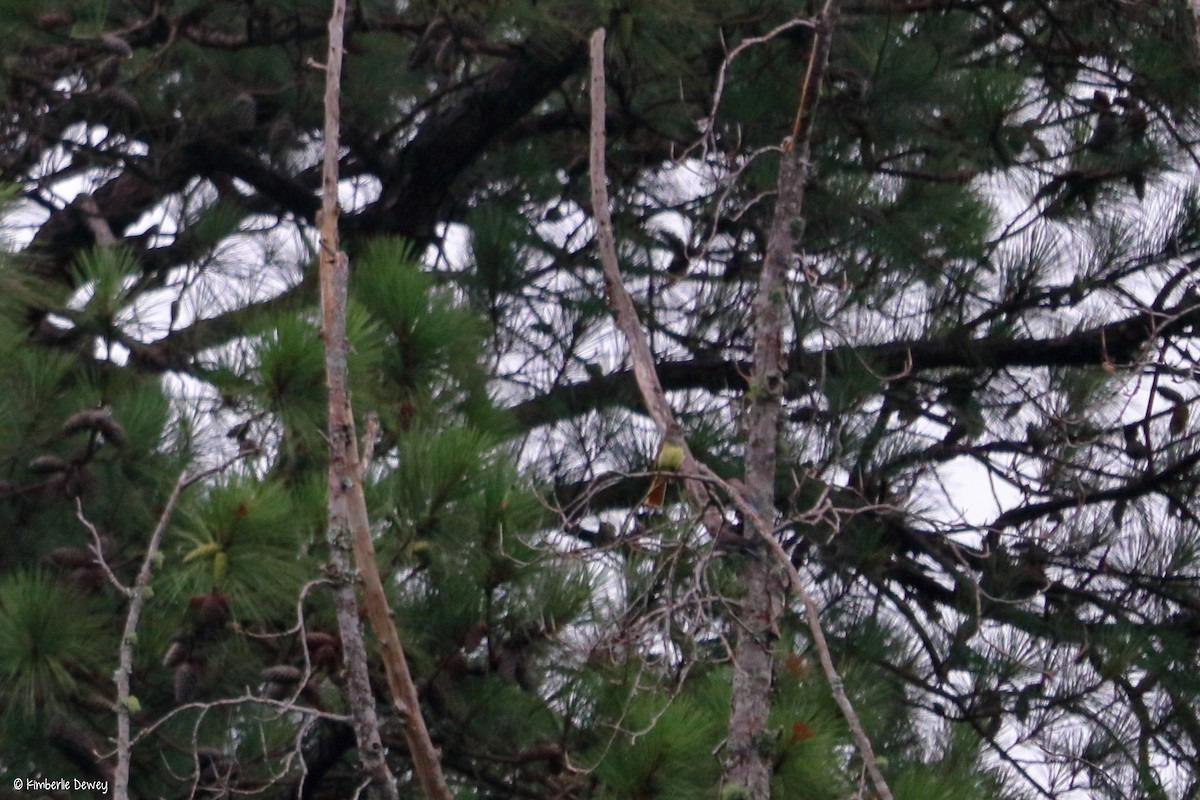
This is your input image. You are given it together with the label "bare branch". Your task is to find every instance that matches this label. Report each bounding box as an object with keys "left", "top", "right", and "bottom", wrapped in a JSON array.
[
  {"left": 112, "top": 454, "right": 244, "bottom": 800},
  {"left": 74, "top": 497, "right": 130, "bottom": 597},
  {"left": 316, "top": 2, "right": 450, "bottom": 798},
  {"left": 590, "top": 19, "right": 889, "bottom": 798},
  {"left": 701, "top": 18, "right": 817, "bottom": 148},
  {"left": 588, "top": 29, "right": 675, "bottom": 434}
]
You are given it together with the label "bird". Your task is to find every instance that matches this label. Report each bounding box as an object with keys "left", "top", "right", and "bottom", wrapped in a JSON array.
[
  {"left": 1084, "top": 91, "right": 1118, "bottom": 153},
  {"left": 1115, "top": 96, "right": 1150, "bottom": 199},
  {"left": 1115, "top": 95, "right": 1148, "bottom": 142},
  {"left": 644, "top": 422, "right": 686, "bottom": 507},
  {"left": 1037, "top": 91, "right": 1121, "bottom": 214}
]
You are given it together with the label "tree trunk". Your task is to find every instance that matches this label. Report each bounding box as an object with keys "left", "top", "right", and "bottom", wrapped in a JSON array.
[
  {"left": 724, "top": 7, "right": 835, "bottom": 798},
  {"left": 316, "top": 1, "right": 453, "bottom": 797}
]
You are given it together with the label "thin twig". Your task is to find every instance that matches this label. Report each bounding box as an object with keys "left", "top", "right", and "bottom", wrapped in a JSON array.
[
  {"left": 112, "top": 454, "right": 243, "bottom": 800},
  {"left": 688, "top": 17, "right": 817, "bottom": 161},
  {"left": 75, "top": 497, "right": 130, "bottom": 596}
]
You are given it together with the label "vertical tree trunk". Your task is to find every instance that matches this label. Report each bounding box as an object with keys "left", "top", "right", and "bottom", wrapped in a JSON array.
[
  {"left": 723, "top": 8, "right": 835, "bottom": 799},
  {"left": 316, "top": 2, "right": 451, "bottom": 799},
  {"left": 315, "top": 4, "right": 398, "bottom": 799},
  {"left": 724, "top": 136, "right": 807, "bottom": 800}
]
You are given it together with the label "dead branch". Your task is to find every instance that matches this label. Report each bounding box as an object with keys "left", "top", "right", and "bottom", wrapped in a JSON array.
[
  {"left": 110, "top": 454, "right": 244, "bottom": 800},
  {"left": 316, "top": 1, "right": 451, "bottom": 798}
]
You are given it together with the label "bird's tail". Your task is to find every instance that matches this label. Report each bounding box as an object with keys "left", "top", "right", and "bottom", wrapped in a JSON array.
[{"left": 644, "top": 474, "right": 668, "bottom": 507}]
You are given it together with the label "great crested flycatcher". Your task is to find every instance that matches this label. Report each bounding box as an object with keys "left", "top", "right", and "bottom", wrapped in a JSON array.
[{"left": 644, "top": 422, "right": 686, "bottom": 507}]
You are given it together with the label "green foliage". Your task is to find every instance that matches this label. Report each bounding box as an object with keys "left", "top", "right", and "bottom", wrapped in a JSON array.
[
  {"left": 68, "top": 247, "right": 142, "bottom": 329},
  {"left": 867, "top": 181, "right": 992, "bottom": 284},
  {"left": 107, "top": 379, "right": 171, "bottom": 457},
  {"left": 591, "top": 682, "right": 723, "bottom": 800},
  {"left": 384, "top": 425, "right": 587, "bottom": 642},
  {"left": 169, "top": 478, "right": 313, "bottom": 615},
  {"left": 382, "top": 426, "right": 493, "bottom": 553},
  {"left": 253, "top": 313, "right": 327, "bottom": 432},
  {"left": 466, "top": 203, "right": 535, "bottom": 313},
  {"left": 349, "top": 238, "right": 499, "bottom": 431},
  {"left": 768, "top": 667, "right": 852, "bottom": 800},
  {"left": 890, "top": 761, "right": 1001, "bottom": 800},
  {"left": 1, "top": 347, "right": 75, "bottom": 445},
  {"left": 0, "top": 571, "right": 110, "bottom": 723}
]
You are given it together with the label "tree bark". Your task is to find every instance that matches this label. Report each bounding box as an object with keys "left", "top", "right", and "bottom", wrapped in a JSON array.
[
  {"left": 725, "top": 5, "right": 892, "bottom": 800},
  {"left": 111, "top": 470, "right": 190, "bottom": 800},
  {"left": 109, "top": 461, "right": 238, "bottom": 800},
  {"left": 316, "top": 1, "right": 451, "bottom": 798},
  {"left": 724, "top": 83, "right": 808, "bottom": 800}
]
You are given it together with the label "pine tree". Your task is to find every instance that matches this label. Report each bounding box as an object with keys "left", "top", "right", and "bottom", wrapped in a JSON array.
[{"left": 1, "top": 1, "right": 1199, "bottom": 799}]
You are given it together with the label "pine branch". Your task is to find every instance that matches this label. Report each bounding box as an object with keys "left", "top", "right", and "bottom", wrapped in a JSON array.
[
  {"left": 588, "top": 29, "right": 684, "bottom": 436},
  {"left": 355, "top": 42, "right": 586, "bottom": 241},
  {"left": 506, "top": 297, "right": 1200, "bottom": 433}
]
